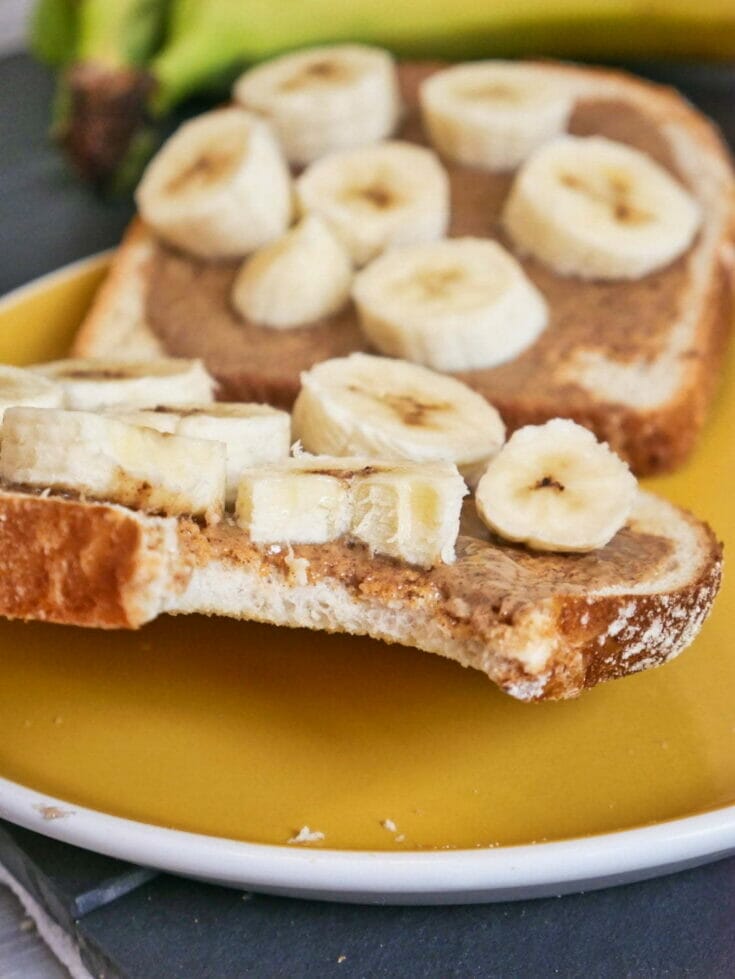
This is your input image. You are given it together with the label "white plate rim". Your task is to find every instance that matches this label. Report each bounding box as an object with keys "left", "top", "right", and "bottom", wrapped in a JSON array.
[
  {"left": 0, "top": 254, "right": 733, "bottom": 903},
  {"left": 1, "top": 774, "right": 733, "bottom": 904}
]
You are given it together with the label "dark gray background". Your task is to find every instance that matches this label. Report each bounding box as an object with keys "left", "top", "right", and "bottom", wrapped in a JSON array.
[{"left": 1, "top": 52, "right": 734, "bottom": 979}]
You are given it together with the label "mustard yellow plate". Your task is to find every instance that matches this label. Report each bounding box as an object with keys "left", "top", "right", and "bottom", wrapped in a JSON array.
[{"left": 0, "top": 255, "right": 733, "bottom": 903}]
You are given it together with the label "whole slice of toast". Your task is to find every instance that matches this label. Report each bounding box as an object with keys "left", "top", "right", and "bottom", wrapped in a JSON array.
[
  {"left": 73, "top": 61, "right": 735, "bottom": 476},
  {"left": 0, "top": 485, "right": 720, "bottom": 702}
]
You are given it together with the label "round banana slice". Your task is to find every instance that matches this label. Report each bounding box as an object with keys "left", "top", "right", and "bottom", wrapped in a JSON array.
[
  {"left": 105, "top": 402, "right": 291, "bottom": 504},
  {"left": 420, "top": 61, "right": 573, "bottom": 171},
  {"left": 0, "top": 364, "right": 63, "bottom": 422},
  {"left": 296, "top": 141, "right": 450, "bottom": 266},
  {"left": 475, "top": 418, "right": 638, "bottom": 552},
  {"left": 233, "top": 44, "right": 401, "bottom": 166},
  {"left": 352, "top": 238, "right": 548, "bottom": 372},
  {"left": 292, "top": 352, "right": 505, "bottom": 472},
  {"left": 0, "top": 407, "right": 226, "bottom": 523},
  {"left": 231, "top": 215, "right": 353, "bottom": 329},
  {"left": 33, "top": 358, "right": 216, "bottom": 410},
  {"left": 502, "top": 135, "right": 702, "bottom": 280},
  {"left": 135, "top": 107, "right": 292, "bottom": 259}
]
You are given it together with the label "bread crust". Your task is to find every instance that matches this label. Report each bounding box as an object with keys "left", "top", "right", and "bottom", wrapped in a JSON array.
[
  {"left": 73, "top": 61, "right": 735, "bottom": 474},
  {"left": 0, "top": 491, "right": 175, "bottom": 628},
  {"left": 0, "top": 486, "right": 721, "bottom": 702}
]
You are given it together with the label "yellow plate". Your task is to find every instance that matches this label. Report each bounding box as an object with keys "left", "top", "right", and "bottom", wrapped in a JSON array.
[{"left": 0, "top": 256, "right": 733, "bottom": 863}]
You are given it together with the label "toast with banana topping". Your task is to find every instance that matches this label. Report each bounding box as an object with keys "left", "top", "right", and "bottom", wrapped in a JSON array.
[
  {"left": 73, "top": 53, "right": 735, "bottom": 475},
  {"left": 0, "top": 357, "right": 722, "bottom": 702}
]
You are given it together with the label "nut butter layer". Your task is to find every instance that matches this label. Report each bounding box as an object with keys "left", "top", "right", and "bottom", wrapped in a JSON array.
[
  {"left": 140, "top": 62, "right": 735, "bottom": 473},
  {"left": 0, "top": 485, "right": 721, "bottom": 701},
  {"left": 173, "top": 492, "right": 722, "bottom": 701}
]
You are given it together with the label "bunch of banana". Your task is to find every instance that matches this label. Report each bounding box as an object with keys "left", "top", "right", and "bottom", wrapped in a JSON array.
[{"left": 31, "top": 0, "right": 735, "bottom": 186}]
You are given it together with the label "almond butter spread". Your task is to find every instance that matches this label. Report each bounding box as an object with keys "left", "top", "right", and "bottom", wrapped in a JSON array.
[
  {"left": 179, "top": 499, "right": 674, "bottom": 627},
  {"left": 143, "top": 63, "right": 696, "bottom": 409}
]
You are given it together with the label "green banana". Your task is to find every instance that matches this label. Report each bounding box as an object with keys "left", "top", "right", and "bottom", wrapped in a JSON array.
[
  {"left": 30, "top": 0, "right": 735, "bottom": 188},
  {"left": 152, "top": 0, "right": 735, "bottom": 112},
  {"left": 29, "top": 0, "right": 168, "bottom": 186}
]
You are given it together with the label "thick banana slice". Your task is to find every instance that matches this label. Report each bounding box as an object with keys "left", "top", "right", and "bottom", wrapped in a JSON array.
[
  {"left": 236, "top": 455, "right": 466, "bottom": 568},
  {"left": 502, "top": 136, "right": 701, "bottom": 280},
  {"left": 33, "top": 358, "right": 216, "bottom": 411},
  {"left": 351, "top": 460, "right": 466, "bottom": 568},
  {"left": 475, "top": 418, "right": 637, "bottom": 552},
  {"left": 233, "top": 44, "right": 401, "bottom": 166},
  {"left": 296, "top": 141, "right": 449, "bottom": 266},
  {"left": 135, "top": 107, "right": 292, "bottom": 259},
  {"left": 0, "top": 408, "right": 226, "bottom": 522},
  {"left": 237, "top": 457, "right": 353, "bottom": 546},
  {"left": 105, "top": 402, "right": 290, "bottom": 504},
  {"left": 353, "top": 238, "right": 548, "bottom": 372},
  {"left": 0, "top": 365, "right": 63, "bottom": 421},
  {"left": 231, "top": 215, "right": 353, "bottom": 329},
  {"left": 292, "top": 353, "right": 505, "bottom": 473},
  {"left": 420, "top": 61, "right": 573, "bottom": 171}
]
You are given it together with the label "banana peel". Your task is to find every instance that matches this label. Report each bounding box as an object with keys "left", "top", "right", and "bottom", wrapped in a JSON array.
[{"left": 30, "top": 0, "right": 735, "bottom": 188}]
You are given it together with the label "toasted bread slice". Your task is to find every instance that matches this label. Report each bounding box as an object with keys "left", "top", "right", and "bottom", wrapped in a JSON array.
[
  {"left": 73, "top": 61, "right": 735, "bottom": 476},
  {"left": 0, "top": 484, "right": 720, "bottom": 701}
]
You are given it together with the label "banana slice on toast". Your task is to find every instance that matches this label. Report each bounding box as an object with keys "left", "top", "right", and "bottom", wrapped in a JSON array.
[
  {"left": 353, "top": 238, "right": 548, "bottom": 372},
  {"left": 236, "top": 455, "right": 466, "bottom": 568},
  {"left": 106, "top": 402, "right": 290, "bottom": 504},
  {"left": 0, "top": 407, "right": 226, "bottom": 522},
  {"left": 503, "top": 135, "right": 701, "bottom": 279},
  {"left": 232, "top": 216, "right": 353, "bottom": 329},
  {"left": 234, "top": 44, "right": 401, "bottom": 166},
  {"left": 136, "top": 107, "right": 293, "bottom": 259},
  {"left": 420, "top": 61, "right": 573, "bottom": 171},
  {"left": 292, "top": 353, "right": 506, "bottom": 476},
  {"left": 296, "top": 141, "right": 449, "bottom": 266},
  {"left": 33, "top": 358, "right": 216, "bottom": 411},
  {"left": 476, "top": 419, "right": 638, "bottom": 552}
]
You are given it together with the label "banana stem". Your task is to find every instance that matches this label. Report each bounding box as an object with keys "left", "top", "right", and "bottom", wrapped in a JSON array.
[{"left": 61, "top": 62, "right": 155, "bottom": 186}]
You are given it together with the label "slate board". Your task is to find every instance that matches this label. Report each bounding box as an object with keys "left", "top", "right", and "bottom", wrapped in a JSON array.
[{"left": 1, "top": 51, "right": 735, "bottom": 979}]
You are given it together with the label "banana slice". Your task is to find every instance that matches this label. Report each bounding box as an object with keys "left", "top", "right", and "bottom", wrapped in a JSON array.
[
  {"left": 236, "top": 455, "right": 466, "bottom": 568},
  {"left": 231, "top": 215, "right": 353, "bottom": 329},
  {"left": 475, "top": 418, "right": 637, "bottom": 552},
  {"left": 135, "top": 107, "right": 292, "bottom": 259},
  {"left": 233, "top": 44, "right": 401, "bottom": 166},
  {"left": 352, "top": 238, "right": 548, "bottom": 372},
  {"left": 296, "top": 141, "right": 449, "bottom": 266},
  {"left": 105, "top": 402, "right": 291, "bottom": 504},
  {"left": 292, "top": 353, "right": 505, "bottom": 474},
  {"left": 237, "top": 457, "right": 354, "bottom": 546},
  {"left": 32, "top": 358, "right": 216, "bottom": 411},
  {"left": 351, "top": 460, "right": 466, "bottom": 568},
  {"left": 420, "top": 61, "right": 573, "bottom": 171},
  {"left": 0, "top": 365, "right": 63, "bottom": 421},
  {"left": 502, "top": 136, "right": 701, "bottom": 280},
  {"left": 0, "top": 408, "right": 226, "bottom": 523}
]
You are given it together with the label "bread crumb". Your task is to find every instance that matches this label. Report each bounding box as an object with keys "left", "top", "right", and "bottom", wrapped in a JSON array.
[
  {"left": 337, "top": 955, "right": 347, "bottom": 964},
  {"left": 285, "top": 546, "right": 310, "bottom": 586},
  {"left": 381, "top": 818, "right": 397, "bottom": 833},
  {"left": 288, "top": 826, "right": 324, "bottom": 845},
  {"left": 395, "top": 834, "right": 405, "bottom": 843}
]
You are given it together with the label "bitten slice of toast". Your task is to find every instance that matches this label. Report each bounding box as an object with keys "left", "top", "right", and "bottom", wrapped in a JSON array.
[
  {"left": 73, "top": 61, "right": 735, "bottom": 475},
  {"left": 0, "top": 485, "right": 720, "bottom": 702}
]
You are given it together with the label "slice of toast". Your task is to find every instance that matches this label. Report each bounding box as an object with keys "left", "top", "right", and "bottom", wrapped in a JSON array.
[
  {"left": 0, "top": 484, "right": 720, "bottom": 702},
  {"left": 73, "top": 61, "right": 735, "bottom": 476}
]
